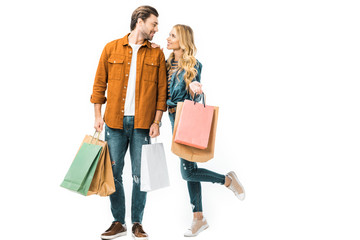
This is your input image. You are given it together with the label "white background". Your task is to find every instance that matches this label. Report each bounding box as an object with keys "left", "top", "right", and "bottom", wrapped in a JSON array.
[{"left": 1, "top": 0, "right": 360, "bottom": 239}]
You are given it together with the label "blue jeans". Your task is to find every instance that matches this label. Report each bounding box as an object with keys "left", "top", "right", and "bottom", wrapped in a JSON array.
[
  {"left": 105, "top": 116, "right": 150, "bottom": 224},
  {"left": 169, "top": 112, "right": 225, "bottom": 212}
]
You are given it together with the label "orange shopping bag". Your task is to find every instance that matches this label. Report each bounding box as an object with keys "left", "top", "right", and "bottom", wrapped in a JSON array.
[{"left": 174, "top": 95, "right": 214, "bottom": 149}]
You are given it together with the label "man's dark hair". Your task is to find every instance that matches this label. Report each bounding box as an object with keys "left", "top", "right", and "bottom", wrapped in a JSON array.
[{"left": 130, "top": 5, "right": 159, "bottom": 31}]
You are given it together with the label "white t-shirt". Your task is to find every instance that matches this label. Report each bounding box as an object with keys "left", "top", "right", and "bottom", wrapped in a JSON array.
[{"left": 124, "top": 43, "right": 142, "bottom": 116}]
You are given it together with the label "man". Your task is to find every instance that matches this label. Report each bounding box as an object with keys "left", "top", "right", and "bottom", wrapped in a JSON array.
[{"left": 90, "top": 5, "right": 167, "bottom": 240}]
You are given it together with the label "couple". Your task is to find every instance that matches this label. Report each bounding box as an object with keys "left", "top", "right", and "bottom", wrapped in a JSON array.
[{"left": 91, "top": 5, "right": 245, "bottom": 240}]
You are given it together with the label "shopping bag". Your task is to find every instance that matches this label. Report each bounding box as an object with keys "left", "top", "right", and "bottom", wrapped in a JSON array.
[
  {"left": 171, "top": 101, "right": 219, "bottom": 162},
  {"left": 60, "top": 133, "right": 103, "bottom": 196},
  {"left": 86, "top": 135, "right": 115, "bottom": 197},
  {"left": 140, "top": 138, "right": 170, "bottom": 192},
  {"left": 174, "top": 97, "right": 214, "bottom": 149}
]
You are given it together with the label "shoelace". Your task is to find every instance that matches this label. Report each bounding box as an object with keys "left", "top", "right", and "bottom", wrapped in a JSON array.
[
  {"left": 106, "top": 222, "right": 117, "bottom": 232},
  {"left": 229, "top": 183, "right": 241, "bottom": 197},
  {"left": 133, "top": 223, "right": 145, "bottom": 234},
  {"left": 188, "top": 219, "right": 204, "bottom": 231}
]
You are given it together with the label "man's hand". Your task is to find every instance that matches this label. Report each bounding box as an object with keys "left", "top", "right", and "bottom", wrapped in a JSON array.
[
  {"left": 94, "top": 116, "right": 104, "bottom": 132},
  {"left": 149, "top": 123, "right": 160, "bottom": 138}
]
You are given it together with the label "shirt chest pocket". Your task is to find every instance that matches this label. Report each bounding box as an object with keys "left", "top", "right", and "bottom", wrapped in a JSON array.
[
  {"left": 108, "top": 55, "right": 125, "bottom": 80},
  {"left": 143, "top": 57, "right": 159, "bottom": 83}
]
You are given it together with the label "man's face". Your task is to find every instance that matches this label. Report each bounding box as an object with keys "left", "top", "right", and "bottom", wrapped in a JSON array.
[{"left": 139, "top": 14, "right": 158, "bottom": 40}]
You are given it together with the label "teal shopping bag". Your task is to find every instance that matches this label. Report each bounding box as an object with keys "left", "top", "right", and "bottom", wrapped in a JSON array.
[{"left": 61, "top": 133, "right": 103, "bottom": 196}]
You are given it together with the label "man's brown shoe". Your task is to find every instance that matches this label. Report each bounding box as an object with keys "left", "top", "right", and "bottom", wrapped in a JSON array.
[
  {"left": 101, "top": 222, "right": 127, "bottom": 239},
  {"left": 132, "top": 223, "right": 148, "bottom": 240}
]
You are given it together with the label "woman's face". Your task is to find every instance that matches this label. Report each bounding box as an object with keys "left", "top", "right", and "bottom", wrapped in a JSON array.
[{"left": 167, "top": 28, "right": 180, "bottom": 50}]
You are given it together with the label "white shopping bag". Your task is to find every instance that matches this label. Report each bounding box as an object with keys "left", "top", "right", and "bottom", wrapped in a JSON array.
[{"left": 140, "top": 138, "right": 170, "bottom": 192}]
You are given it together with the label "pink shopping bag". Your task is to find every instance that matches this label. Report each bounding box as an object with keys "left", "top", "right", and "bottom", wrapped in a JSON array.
[{"left": 174, "top": 99, "right": 214, "bottom": 149}]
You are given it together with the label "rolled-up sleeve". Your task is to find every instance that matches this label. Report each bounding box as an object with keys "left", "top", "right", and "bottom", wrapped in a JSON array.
[
  {"left": 156, "top": 52, "right": 168, "bottom": 111},
  {"left": 90, "top": 45, "right": 109, "bottom": 104}
]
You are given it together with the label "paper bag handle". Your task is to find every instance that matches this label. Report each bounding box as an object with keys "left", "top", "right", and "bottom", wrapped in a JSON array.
[
  {"left": 90, "top": 131, "right": 101, "bottom": 145},
  {"left": 192, "top": 93, "right": 206, "bottom": 108},
  {"left": 150, "top": 137, "right": 158, "bottom": 144}
]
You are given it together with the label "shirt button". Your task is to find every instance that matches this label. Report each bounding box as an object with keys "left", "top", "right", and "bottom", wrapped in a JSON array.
[
  {"left": 114, "top": 61, "right": 116, "bottom": 63},
  {"left": 124, "top": 86, "right": 127, "bottom": 88},
  {"left": 126, "top": 74, "right": 128, "bottom": 77},
  {"left": 128, "top": 62, "right": 130, "bottom": 64},
  {"left": 121, "top": 110, "right": 124, "bottom": 112},
  {"left": 129, "top": 51, "right": 132, "bottom": 54}
]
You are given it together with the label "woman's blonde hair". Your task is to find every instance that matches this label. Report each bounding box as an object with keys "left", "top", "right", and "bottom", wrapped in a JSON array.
[{"left": 167, "top": 24, "right": 198, "bottom": 90}]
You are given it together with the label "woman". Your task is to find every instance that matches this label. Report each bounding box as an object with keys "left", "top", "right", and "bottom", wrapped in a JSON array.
[{"left": 166, "top": 24, "right": 246, "bottom": 237}]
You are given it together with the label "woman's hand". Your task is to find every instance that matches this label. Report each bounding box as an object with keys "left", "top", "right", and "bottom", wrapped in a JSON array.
[
  {"left": 151, "top": 43, "right": 163, "bottom": 51},
  {"left": 189, "top": 81, "right": 203, "bottom": 95}
]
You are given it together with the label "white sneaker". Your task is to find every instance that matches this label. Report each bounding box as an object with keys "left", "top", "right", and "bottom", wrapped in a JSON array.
[
  {"left": 184, "top": 218, "right": 209, "bottom": 237},
  {"left": 226, "top": 171, "right": 245, "bottom": 200}
]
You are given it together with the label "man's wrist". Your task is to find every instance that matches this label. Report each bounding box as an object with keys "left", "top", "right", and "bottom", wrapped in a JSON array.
[{"left": 153, "top": 120, "right": 162, "bottom": 127}]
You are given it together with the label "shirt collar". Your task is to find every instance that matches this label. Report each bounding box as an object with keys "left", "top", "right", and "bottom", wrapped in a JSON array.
[{"left": 122, "top": 33, "right": 151, "bottom": 48}]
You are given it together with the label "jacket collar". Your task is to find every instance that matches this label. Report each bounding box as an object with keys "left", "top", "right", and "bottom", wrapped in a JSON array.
[{"left": 121, "top": 33, "right": 151, "bottom": 48}]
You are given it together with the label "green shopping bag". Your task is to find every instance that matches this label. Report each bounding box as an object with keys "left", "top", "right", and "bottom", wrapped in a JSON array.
[{"left": 61, "top": 132, "right": 103, "bottom": 196}]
